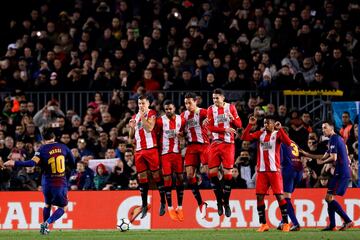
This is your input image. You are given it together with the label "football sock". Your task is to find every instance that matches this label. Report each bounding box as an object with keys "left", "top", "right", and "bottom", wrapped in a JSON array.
[
  {"left": 43, "top": 206, "right": 51, "bottom": 222},
  {"left": 176, "top": 184, "right": 184, "bottom": 207},
  {"left": 223, "top": 179, "right": 232, "bottom": 205},
  {"left": 210, "top": 176, "right": 223, "bottom": 204},
  {"left": 46, "top": 208, "right": 64, "bottom": 224},
  {"left": 279, "top": 200, "right": 288, "bottom": 224},
  {"left": 327, "top": 200, "right": 336, "bottom": 227},
  {"left": 156, "top": 180, "right": 166, "bottom": 205},
  {"left": 190, "top": 182, "right": 203, "bottom": 205},
  {"left": 139, "top": 182, "right": 149, "bottom": 207},
  {"left": 331, "top": 200, "right": 352, "bottom": 223},
  {"left": 285, "top": 198, "right": 298, "bottom": 226},
  {"left": 257, "top": 204, "right": 266, "bottom": 224},
  {"left": 165, "top": 187, "right": 173, "bottom": 207}
]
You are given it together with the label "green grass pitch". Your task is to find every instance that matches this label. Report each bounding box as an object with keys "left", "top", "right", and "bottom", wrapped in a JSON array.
[{"left": 1, "top": 229, "right": 360, "bottom": 240}]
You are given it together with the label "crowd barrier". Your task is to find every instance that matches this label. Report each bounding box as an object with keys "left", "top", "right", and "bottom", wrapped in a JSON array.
[{"left": 0, "top": 189, "right": 359, "bottom": 230}]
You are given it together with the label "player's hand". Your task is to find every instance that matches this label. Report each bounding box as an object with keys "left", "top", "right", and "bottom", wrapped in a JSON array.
[
  {"left": 4, "top": 160, "right": 15, "bottom": 168},
  {"left": 129, "top": 119, "right": 136, "bottom": 128},
  {"left": 249, "top": 116, "right": 257, "bottom": 125},
  {"left": 316, "top": 159, "right": 324, "bottom": 165},
  {"left": 225, "top": 128, "right": 236, "bottom": 134},
  {"left": 202, "top": 118, "right": 209, "bottom": 126},
  {"left": 274, "top": 121, "right": 282, "bottom": 130}
]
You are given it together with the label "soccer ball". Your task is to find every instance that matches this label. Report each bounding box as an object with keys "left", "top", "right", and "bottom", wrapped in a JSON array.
[{"left": 117, "top": 218, "right": 130, "bottom": 232}]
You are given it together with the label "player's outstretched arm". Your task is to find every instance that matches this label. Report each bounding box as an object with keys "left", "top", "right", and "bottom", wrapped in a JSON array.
[{"left": 4, "top": 159, "right": 36, "bottom": 168}]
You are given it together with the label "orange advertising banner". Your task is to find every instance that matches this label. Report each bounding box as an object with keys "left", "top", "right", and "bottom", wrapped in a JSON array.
[{"left": 0, "top": 189, "right": 359, "bottom": 230}]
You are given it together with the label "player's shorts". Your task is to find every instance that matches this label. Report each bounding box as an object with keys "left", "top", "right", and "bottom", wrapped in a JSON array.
[
  {"left": 327, "top": 175, "right": 350, "bottom": 196},
  {"left": 43, "top": 185, "right": 68, "bottom": 207},
  {"left": 256, "top": 171, "right": 283, "bottom": 195},
  {"left": 208, "top": 142, "right": 235, "bottom": 170},
  {"left": 282, "top": 168, "right": 303, "bottom": 193},
  {"left": 184, "top": 143, "right": 209, "bottom": 167},
  {"left": 135, "top": 148, "right": 160, "bottom": 173},
  {"left": 161, "top": 153, "right": 183, "bottom": 176}
]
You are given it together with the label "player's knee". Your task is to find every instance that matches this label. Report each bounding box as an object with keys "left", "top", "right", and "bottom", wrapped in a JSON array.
[
  {"left": 208, "top": 169, "right": 218, "bottom": 179},
  {"left": 164, "top": 177, "right": 172, "bottom": 187}
]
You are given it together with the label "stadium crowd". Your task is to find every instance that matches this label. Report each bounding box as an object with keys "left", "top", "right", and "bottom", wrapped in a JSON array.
[{"left": 0, "top": 0, "right": 359, "bottom": 190}]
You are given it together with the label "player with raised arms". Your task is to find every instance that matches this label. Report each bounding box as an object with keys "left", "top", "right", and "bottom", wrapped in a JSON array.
[
  {"left": 181, "top": 92, "right": 209, "bottom": 218},
  {"left": 128, "top": 95, "right": 166, "bottom": 218},
  {"left": 241, "top": 115, "right": 291, "bottom": 232},
  {"left": 207, "top": 88, "right": 242, "bottom": 217}
]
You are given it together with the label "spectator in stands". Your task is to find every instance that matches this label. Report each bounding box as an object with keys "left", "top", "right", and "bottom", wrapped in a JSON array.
[
  {"left": 69, "top": 161, "right": 94, "bottom": 190},
  {"left": 299, "top": 167, "right": 317, "bottom": 188},
  {"left": 93, "top": 163, "right": 109, "bottom": 190},
  {"left": 231, "top": 165, "right": 247, "bottom": 189},
  {"left": 103, "top": 160, "right": 130, "bottom": 190},
  {"left": 340, "top": 111, "right": 353, "bottom": 144}
]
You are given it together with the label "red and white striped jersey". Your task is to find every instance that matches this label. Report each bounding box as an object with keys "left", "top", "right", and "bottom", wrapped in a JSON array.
[
  {"left": 157, "top": 114, "right": 185, "bottom": 155},
  {"left": 181, "top": 108, "right": 209, "bottom": 144},
  {"left": 207, "top": 103, "right": 242, "bottom": 143},
  {"left": 242, "top": 126, "right": 291, "bottom": 172},
  {"left": 132, "top": 109, "right": 157, "bottom": 151}
]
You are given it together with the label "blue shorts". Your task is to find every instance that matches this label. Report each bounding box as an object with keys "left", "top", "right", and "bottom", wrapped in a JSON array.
[
  {"left": 42, "top": 185, "right": 68, "bottom": 207},
  {"left": 327, "top": 175, "right": 350, "bottom": 196},
  {"left": 282, "top": 169, "right": 303, "bottom": 193}
]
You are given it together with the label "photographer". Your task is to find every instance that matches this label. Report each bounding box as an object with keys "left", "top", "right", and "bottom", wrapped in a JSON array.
[
  {"left": 235, "top": 150, "right": 255, "bottom": 188},
  {"left": 33, "top": 100, "right": 64, "bottom": 132}
]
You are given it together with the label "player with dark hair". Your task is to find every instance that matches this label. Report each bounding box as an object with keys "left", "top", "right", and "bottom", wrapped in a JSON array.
[
  {"left": 4, "top": 127, "right": 76, "bottom": 235},
  {"left": 157, "top": 100, "right": 186, "bottom": 221},
  {"left": 279, "top": 139, "right": 303, "bottom": 231},
  {"left": 301, "top": 121, "right": 353, "bottom": 231},
  {"left": 207, "top": 88, "right": 242, "bottom": 217},
  {"left": 242, "top": 115, "right": 291, "bottom": 232},
  {"left": 181, "top": 92, "right": 209, "bottom": 218},
  {"left": 128, "top": 95, "right": 166, "bottom": 218}
]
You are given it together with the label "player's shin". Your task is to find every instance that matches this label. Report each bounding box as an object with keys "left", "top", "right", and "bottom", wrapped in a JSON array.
[
  {"left": 278, "top": 198, "right": 289, "bottom": 224},
  {"left": 164, "top": 178, "right": 173, "bottom": 208},
  {"left": 209, "top": 171, "right": 223, "bottom": 204},
  {"left": 139, "top": 179, "right": 149, "bottom": 207},
  {"left": 176, "top": 179, "right": 184, "bottom": 207},
  {"left": 156, "top": 178, "right": 166, "bottom": 205},
  {"left": 327, "top": 200, "right": 336, "bottom": 228},
  {"left": 189, "top": 177, "right": 203, "bottom": 205},
  {"left": 43, "top": 206, "right": 51, "bottom": 222},
  {"left": 331, "top": 200, "right": 352, "bottom": 223},
  {"left": 46, "top": 208, "right": 65, "bottom": 224},
  {"left": 257, "top": 198, "right": 266, "bottom": 224},
  {"left": 285, "top": 198, "right": 299, "bottom": 226},
  {"left": 223, "top": 173, "right": 232, "bottom": 206}
]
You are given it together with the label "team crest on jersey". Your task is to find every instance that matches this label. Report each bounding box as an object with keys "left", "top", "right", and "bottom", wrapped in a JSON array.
[
  {"left": 216, "top": 114, "right": 229, "bottom": 123},
  {"left": 137, "top": 121, "right": 143, "bottom": 129},
  {"left": 261, "top": 142, "right": 273, "bottom": 150},
  {"left": 165, "top": 129, "right": 176, "bottom": 138},
  {"left": 187, "top": 118, "right": 198, "bottom": 128}
]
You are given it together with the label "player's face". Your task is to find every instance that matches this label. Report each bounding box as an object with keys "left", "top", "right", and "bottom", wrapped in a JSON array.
[
  {"left": 184, "top": 98, "right": 196, "bottom": 111},
  {"left": 138, "top": 99, "right": 149, "bottom": 112},
  {"left": 212, "top": 94, "right": 224, "bottom": 107},
  {"left": 264, "top": 119, "right": 274, "bottom": 131},
  {"left": 322, "top": 123, "right": 334, "bottom": 137},
  {"left": 164, "top": 104, "right": 176, "bottom": 118}
]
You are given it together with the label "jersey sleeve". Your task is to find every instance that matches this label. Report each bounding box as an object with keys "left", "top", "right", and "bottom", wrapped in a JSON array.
[
  {"left": 230, "top": 104, "right": 242, "bottom": 128},
  {"left": 241, "top": 124, "right": 262, "bottom": 141},
  {"left": 277, "top": 128, "right": 292, "bottom": 146},
  {"left": 329, "top": 136, "right": 338, "bottom": 154},
  {"left": 31, "top": 147, "right": 42, "bottom": 164},
  {"left": 200, "top": 108, "right": 207, "bottom": 122}
]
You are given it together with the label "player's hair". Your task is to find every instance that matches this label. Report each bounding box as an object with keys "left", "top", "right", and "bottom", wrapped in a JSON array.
[
  {"left": 184, "top": 92, "right": 197, "bottom": 99},
  {"left": 42, "top": 127, "right": 56, "bottom": 140},
  {"left": 137, "top": 95, "right": 149, "bottom": 101},
  {"left": 264, "top": 115, "right": 277, "bottom": 122},
  {"left": 322, "top": 120, "right": 334, "bottom": 127},
  {"left": 342, "top": 111, "right": 350, "bottom": 116},
  {"left": 163, "top": 99, "right": 175, "bottom": 107},
  {"left": 213, "top": 88, "right": 225, "bottom": 96}
]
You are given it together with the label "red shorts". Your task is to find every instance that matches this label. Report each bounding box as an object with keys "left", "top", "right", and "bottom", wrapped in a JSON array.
[
  {"left": 161, "top": 153, "right": 183, "bottom": 176},
  {"left": 208, "top": 142, "right": 235, "bottom": 170},
  {"left": 135, "top": 148, "right": 160, "bottom": 173},
  {"left": 184, "top": 144, "right": 209, "bottom": 167},
  {"left": 256, "top": 171, "right": 283, "bottom": 195}
]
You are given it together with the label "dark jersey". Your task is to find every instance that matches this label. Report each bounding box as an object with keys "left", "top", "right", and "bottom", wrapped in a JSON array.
[
  {"left": 32, "top": 142, "right": 75, "bottom": 187},
  {"left": 328, "top": 134, "right": 351, "bottom": 178},
  {"left": 281, "top": 141, "right": 303, "bottom": 172}
]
